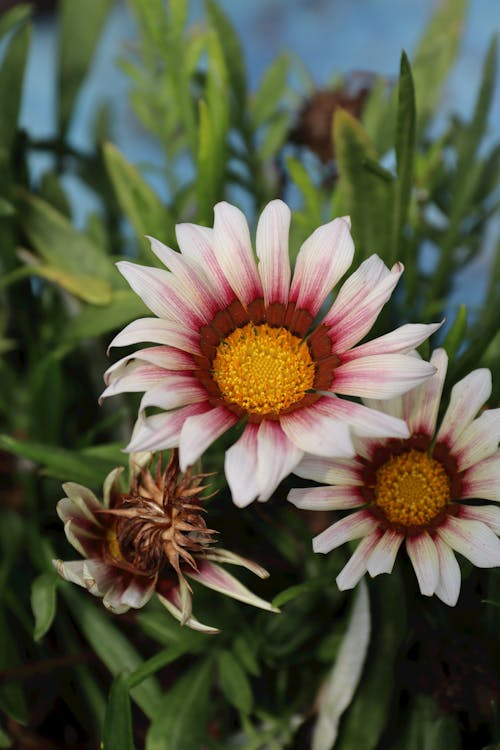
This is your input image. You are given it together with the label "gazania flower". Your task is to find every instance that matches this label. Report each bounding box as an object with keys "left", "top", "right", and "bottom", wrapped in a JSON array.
[
  {"left": 101, "top": 200, "right": 439, "bottom": 506},
  {"left": 288, "top": 349, "right": 500, "bottom": 605},
  {"left": 53, "top": 451, "right": 277, "bottom": 633}
]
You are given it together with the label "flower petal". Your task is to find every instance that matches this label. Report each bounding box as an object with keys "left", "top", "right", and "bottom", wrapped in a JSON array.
[
  {"left": 108, "top": 317, "right": 200, "bottom": 355},
  {"left": 437, "top": 515, "right": 500, "bottom": 567},
  {"left": 212, "top": 202, "right": 262, "bottom": 305},
  {"left": 450, "top": 409, "right": 500, "bottom": 471},
  {"left": 333, "top": 354, "right": 435, "bottom": 399},
  {"left": 256, "top": 420, "right": 303, "bottom": 501},
  {"left": 289, "top": 217, "right": 354, "bottom": 317},
  {"left": 125, "top": 404, "right": 209, "bottom": 452},
  {"left": 138, "top": 375, "right": 207, "bottom": 413},
  {"left": 316, "top": 395, "right": 410, "bottom": 439},
  {"left": 157, "top": 589, "right": 220, "bottom": 634},
  {"left": 256, "top": 199, "right": 291, "bottom": 305},
  {"left": 104, "top": 346, "right": 195, "bottom": 381},
  {"left": 404, "top": 348, "right": 448, "bottom": 436},
  {"left": 100, "top": 362, "right": 172, "bottom": 400},
  {"left": 288, "top": 485, "right": 364, "bottom": 510},
  {"left": 179, "top": 406, "right": 238, "bottom": 470},
  {"left": 176, "top": 222, "right": 235, "bottom": 306},
  {"left": 458, "top": 504, "right": 500, "bottom": 535},
  {"left": 335, "top": 530, "right": 383, "bottom": 590},
  {"left": 341, "top": 322, "right": 442, "bottom": 362},
  {"left": 186, "top": 560, "right": 279, "bottom": 613},
  {"left": 53, "top": 559, "right": 86, "bottom": 588},
  {"left": 366, "top": 529, "right": 404, "bottom": 577},
  {"left": 280, "top": 402, "right": 354, "bottom": 458},
  {"left": 225, "top": 424, "right": 260, "bottom": 507},
  {"left": 324, "top": 256, "right": 403, "bottom": 351},
  {"left": 406, "top": 532, "right": 439, "bottom": 596},
  {"left": 436, "top": 368, "right": 492, "bottom": 446},
  {"left": 313, "top": 510, "right": 378, "bottom": 554},
  {"left": 204, "top": 547, "right": 270, "bottom": 579},
  {"left": 433, "top": 536, "right": 461, "bottom": 607},
  {"left": 293, "top": 455, "right": 363, "bottom": 485},
  {"left": 461, "top": 453, "right": 500, "bottom": 501}
]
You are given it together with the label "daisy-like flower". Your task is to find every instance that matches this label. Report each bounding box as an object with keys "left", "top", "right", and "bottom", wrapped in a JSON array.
[
  {"left": 101, "top": 200, "right": 439, "bottom": 506},
  {"left": 53, "top": 451, "right": 277, "bottom": 633},
  {"left": 288, "top": 349, "right": 500, "bottom": 605}
]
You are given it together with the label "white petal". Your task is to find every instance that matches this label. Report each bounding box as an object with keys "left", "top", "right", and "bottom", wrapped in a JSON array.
[
  {"left": 107, "top": 317, "right": 201, "bottom": 355},
  {"left": 461, "top": 453, "right": 500, "bottom": 501},
  {"left": 157, "top": 589, "right": 220, "bottom": 634},
  {"left": 205, "top": 547, "right": 270, "bottom": 579},
  {"left": 256, "top": 420, "right": 303, "bottom": 501},
  {"left": 433, "top": 536, "right": 461, "bottom": 607},
  {"left": 333, "top": 354, "right": 435, "bottom": 399},
  {"left": 450, "top": 409, "right": 500, "bottom": 471},
  {"left": 405, "top": 348, "right": 448, "bottom": 435},
  {"left": 125, "top": 404, "right": 208, "bottom": 452},
  {"left": 324, "top": 256, "right": 403, "bottom": 351},
  {"left": 335, "top": 531, "right": 383, "bottom": 590},
  {"left": 256, "top": 199, "right": 291, "bottom": 305},
  {"left": 293, "top": 455, "right": 363, "bottom": 485},
  {"left": 436, "top": 368, "right": 492, "bottom": 445},
  {"left": 316, "top": 395, "right": 410, "bottom": 439},
  {"left": 458, "top": 504, "right": 500, "bottom": 535},
  {"left": 100, "top": 362, "right": 169, "bottom": 400},
  {"left": 186, "top": 560, "right": 279, "bottom": 613},
  {"left": 288, "top": 485, "right": 364, "bottom": 510},
  {"left": 212, "top": 202, "right": 262, "bottom": 305},
  {"left": 289, "top": 217, "right": 354, "bottom": 317},
  {"left": 341, "top": 322, "right": 442, "bottom": 362},
  {"left": 121, "top": 576, "right": 156, "bottom": 609},
  {"left": 179, "top": 406, "right": 238, "bottom": 470},
  {"left": 366, "top": 529, "right": 404, "bottom": 576},
  {"left": 437, "top": 515, "right": 500, "bottom": 567},
  {"left": 280, "top": 402, "right": 355, "bottom": 458},
  {"left": 175, "top": 222, "right": 235, "bottom": 306},
  {"left": 313, "top": 510, "right": 378, "bottom": 554},
  {"left": 406, "top": 533, "right": 439, "bottom": 596},
  {"left": 362, "top": 394, "right": 404, "bottom": 421},
  {"left": 53, "top": 559, "right": 86, "bottom": 588},
  {"left": 225, "top": 424, "right": 260, "bottom": 508},
  {"left": 138, "top": 375, "right": 207, "bottom": 413},
  {"left": 104, "top": 347, "right": 194, "bottom": 381}
]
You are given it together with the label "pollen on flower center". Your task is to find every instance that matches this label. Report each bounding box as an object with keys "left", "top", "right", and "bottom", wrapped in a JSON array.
[
  {"left": 373, "top": 449, "right": 451, "bottom": 528},
  {"left": 211, "top": 322, "right": 316, "bottom": 416}
]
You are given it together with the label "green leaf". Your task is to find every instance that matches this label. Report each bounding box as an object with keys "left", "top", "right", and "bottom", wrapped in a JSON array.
[
  {"left": 62, "top": 587, "right": 162, "bottom": 719},
  {"left": 31, "top": 572, "right": 58, "bottom": 642},
  {"left": 392, "top": 694, "right": 460, "bottom": 750},
  {"left": 62, "top": 289, "right": 149, "bottom": 343},
  {"left": 217, "top": 650, "right": 253, "bottom": 714},
  {"left": 0, "top": 608, "right": 28, "bottom": 724},
  {"left": 196, "top": 99, "right": 217, "bottom": 223},
  {"left": 205, "top": 0, "right": 247, "bottom": 114},
  {"left": 57, "top": 0, "right": 114, "bottom": 133},
  {"left": 0, "top": 21, "right": 31, "bottom": 152},
  {"left": 0, "top": 198, "right": 15, "bottom": 217},
  {"left": 102, "top": 674, "right": 136, "bottom": 750},
  {"left": 251, "top": 53, "right": 289, "bottom": 126},
  {"left": 127, "top": 645, "right": 190, "bottom": 689},
  {"left": 103, "top": 143, "right": 175, "bottom": 254},
  {"left": 272, "top": 576, "right": 333, "bottom": 608},
  {"left": 442, "top": 305, "right": 467, "bottom": 361},
  {"left": 0, "top": 4, "right": 31, "bottom": 40},
  {"left": 259, "top": 110, "right": 290, "bottom": 160},
  {"left": 0, "top": 724, "right": 11, "bottom": 748},
  {"left": 146, "top": 660, "right": 212, "bottom": 750},
  {"left": 286, "top": 156, "right": 322, "bottom": 230},
  {"left": 390, "top": 51, "right": 416, "bottom": 266}
]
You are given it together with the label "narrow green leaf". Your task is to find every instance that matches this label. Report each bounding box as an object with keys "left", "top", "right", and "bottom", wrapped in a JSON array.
[
  {"left": 0, "top": 724, "right": 11, "bottom": 748},
  {"left": 442, "top": 305, "right": 467, "bottom": 361},
  {"left": 0, "top": 21, "right": 31, "bottom": 152},
  {"left": 20, "top": 258, "right": 112, "bottom": 306},
  {"left": 0, "top": 4, "right": 31, "bottom": 40},
  {"left": 196, "top": 99, "right": 217, "bottom": 223},
  {"left": 205, "top": 0, "right": 247, "bottom": 113},
  {"left": 127, "top": 645, "right": 189, "bottom": 689},
  {"left": 217, "top": 650, "right": 253, "bottom": 714},
  {"left": 259, "top": 110, "right": 290, "bottom": 160},
  {"left": 0, "top": 198, "right": 15, "bottom": 216},
  {"left": 62, "top": 289, "right": 149, "bottom": 343},
  {"left": 251, "top": 54, "right": 289, "bottom": 126},
  {"left": 31, "top": 572, "right": 58, "bottom": 642},
  {"left": 102, "top": 674, "right": 136, "bottom": 750},
  {"left": 392, "top": 694, "right": 460, "bottom": 750},
  {"left": 0, "top": 608, "right": 28, "bottom": 724},
  {"left": 272, "top": 576, "right": 333, "bottom": 608},
  {"left": 286, "top": 156, "right": 322, "bottom": 230},
  {"left": 57, "top": 0, "right": 114, "bottom": 133},
  {"left": 146, "top": 660, "right": 212, "bottom": 750}
]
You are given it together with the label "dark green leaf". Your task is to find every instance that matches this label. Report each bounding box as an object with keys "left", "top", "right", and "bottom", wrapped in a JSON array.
[
  {"left": 217, "top": 650, "right": 253, "bottom": 714},
  {"left": 251, "top": 53, "right": 289, "bottom": 126},
  {"left": 0, "top": 4, "right": 31, "bottom": 40},
  {"left": 127, "top": 645, "right": 192, "bottom": 689},
  {"left": 205, "top": 0, "right": 247, "bottom": 113},
  {"left": 102, "top": 674, "right": 135, "bottom": 750},
  {"left": 442, "top": 305, "right": 467, "bottom": 361},
  {"left": 0, "top": 724, "right": 11, "bottom": 748},
  {"left": 272, "top": 576, "right": 333, "bottom": 608},
  {"left": 392, "top": 694, "right": 460, "bottom": 750},
  {"left": 0, "top": 608, "right": 28, "bottom": 724},
  {"left": 31, "top": 572, "right": 58, "bottom": 642},
  {"left": 0, "top": 21, "right": 31, "bottom": 152}
]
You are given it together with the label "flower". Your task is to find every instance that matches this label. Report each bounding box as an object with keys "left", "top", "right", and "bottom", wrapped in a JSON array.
[
  {"left": 53, "top": 451, "right": 278, "bottom": 633},
  {"left": 288, "top": 349, "right": 500, "bottom": 605},
  {"left": 101, "top": 200, "right": 439, "bottom": 506}
]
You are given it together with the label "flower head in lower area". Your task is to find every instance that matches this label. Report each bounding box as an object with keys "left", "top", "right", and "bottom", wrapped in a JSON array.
[
  {"left": 288, "top": 349, "right": 500, "bottom": 605},
  {"left": 53, "top": 451, "right": 277, "bottom": 633},
  {"left": 101, "top": 201, "right": 439, "bottom": 506}
]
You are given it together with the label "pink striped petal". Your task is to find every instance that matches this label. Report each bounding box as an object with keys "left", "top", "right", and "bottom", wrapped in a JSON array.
[
  {"left": 212, "top": 202, "right": 262, "bottom": 305},
  {"left": 316, "top": 395, "right": 410, "bottom": 439},
  {"left": 289, "top": 217, "right": 354, "bottom": 317},
  {"left": 280, "top": 402, "right": 354, "bottom": 458},
  {"left": 179, "top": 406, "right": 238, "bottom": 470},
  {"left": 157, "top": 589, "right": 220, "bottom": 634},
  {"left": 336, "top": 530, "right": 383, "bottom": 590},
  {"left": 225, "top": 424, "right": 260, "bottom": 507},
  {"left": 333, "top": 354, "right": 435, "bottom": 399},
  {"left": 117, "top": 261, "right": 207, "bottom": 327},
  {"left": 450, "top": 409, "right": 500, "bottom": 471},
  {"left": 313, "top": 510, "right": 378, "bottom": 554},
  {"left": 362, "top": 395, "right": 404, "bottom": 420},
  {"left": 100, "top": 362, "right": 168, "bottom": 399},
  {"left": 458, "top": 504, "right": 500, "bottom": 535},
  {"left": 256, "top": 420, "right": 303, "bottom": 501},
  {"left": 437, "top": 515, "right": 500, "bottom": 567},
  {"left": 406, "top": 532, "right": 439, "bottom": 596},
  {"left": 366, "top": 529, "right": 404, "bottom": 576},
  {"left": 436, "top": 368, "right": 492, "bottom": 446},
  {"left": 139, "top": 375, "right": 207, "bottom": 413},
  {"left": 461, "top": 453, "right": 500, "bottom": 501},
  {"left": 104, "top": 347, "right": 195, "bottom": 382},
  {"left": 175, "top": 222, "right": 235, "bottom": 306},
  {"left": 53, "top": 559, "right": 86, "bottom": 588},
  {"left": 204, "top": 547, "right": 269, "bottom": 579},
  {"left": 186, "top": 560, "right": 279, "bottom": 612},
  {"left": 405, "top": 348, "right": 448, "bottom": 435},
  {"left": 293, "top": 455, "right": 363, "bottom": 485},
  {"left": 324, "top": 256, "right": 403, "bottom": 351},
  {"left": 288, "top": 485, "right": 364, "bottom": 510},
  {"left": 107, "top": 317, "right": 201, "bottom": 355},
  {"left": 121, "top": 576, "right": 156, "bottom": 609},
  {"left": 256, "top": 199, "right": 291, "bottom": 305},
  {"left": 341, "top": 322, "right": 442, "bottom": 362},
  {"left": 433, "top": 536, "right": 461, "bottom": 606},
  {"left": 126, "top": 403, "right": 209, "bottom": 452},
  {"left": 60, "top": 483, "right": 101, "bottom": 519}
]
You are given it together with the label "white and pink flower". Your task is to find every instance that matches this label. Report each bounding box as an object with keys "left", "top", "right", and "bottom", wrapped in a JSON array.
[
  {"left": 102, "top": 200, "right": 439, "bottom": 506},
  {"left": 289, "top": 349, "right": 500, "bottom": 605}
]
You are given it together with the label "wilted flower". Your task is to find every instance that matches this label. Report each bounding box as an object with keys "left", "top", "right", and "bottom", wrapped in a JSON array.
[
  {"left": 53, "top": 451, "right": 277, "bottom": 633},
  {"left": 288, "top": 349, "right": 500, "bottom": 605},
  {"left": 101, "top": 200, "right": 439, "bottom": 506}
]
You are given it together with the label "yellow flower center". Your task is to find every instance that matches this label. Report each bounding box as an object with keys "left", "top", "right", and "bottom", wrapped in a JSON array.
[
  {"left": 106, "top": 529, "right": 125, "bottom": 562},
  {"left": 212, "top": 323, "right": 315, "bottom": 416},
  {"left": 373, "top": 449, "right": 450, "bottom": 528}
]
